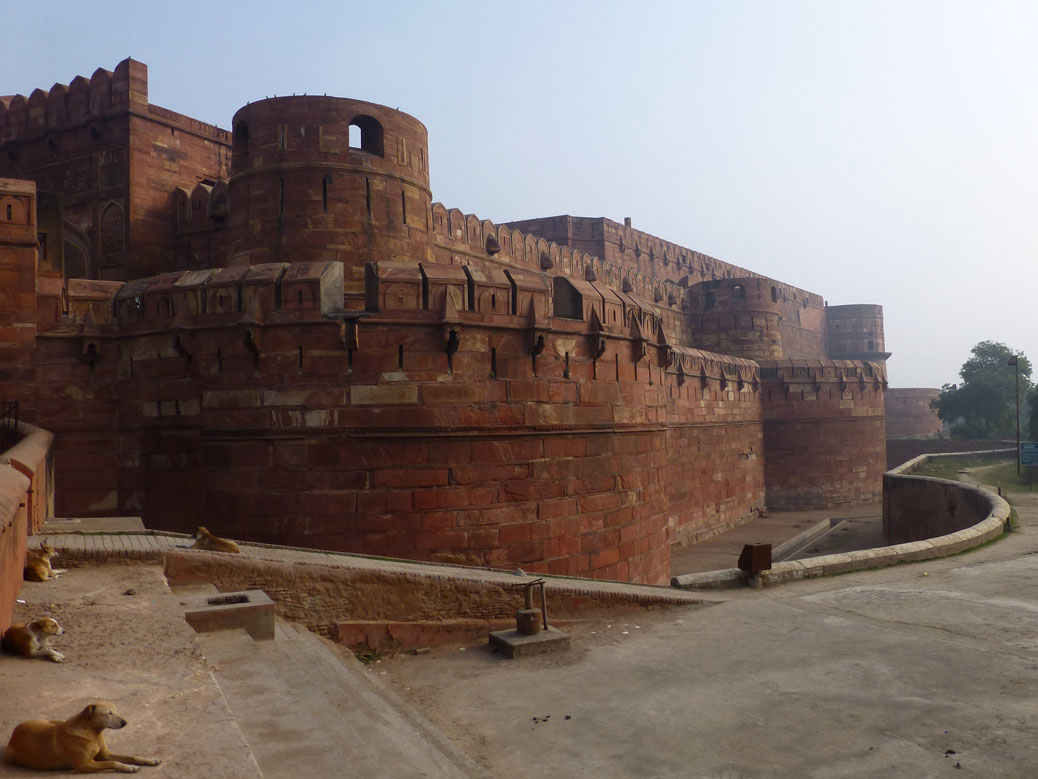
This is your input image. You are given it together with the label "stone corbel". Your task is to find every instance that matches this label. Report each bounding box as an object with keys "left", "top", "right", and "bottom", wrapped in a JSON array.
[
  {"left": 659, "top": 345, "right": 674, "bottom": 371},
  {"left": 243, "top": 328, "right": 261, "bottom": 367},
  {"left": 173, "top": 334, "right": 193, "bottom": 365},
  {"left": 80, "top": 308, "right": 101, "bottom": 366},
  {"left": 629, "top": 314, "right": 646, "bottom": 364},
  {"left": 440, "top": 285, "right": 462, "bottom": 346},
  {"left": 587, "top": 308, "right": 607, "bottom": 359}
]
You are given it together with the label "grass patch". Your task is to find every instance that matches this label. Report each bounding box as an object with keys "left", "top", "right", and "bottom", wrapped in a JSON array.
[
  {"left": 971, "top": 462, "right": 1038, "bottom": 494},
  {"left": 909, "top": 455, "right": 1011, "bottom": 481},
  {"left": 353, "top": 649, "right": 383, "bottom": 664}
]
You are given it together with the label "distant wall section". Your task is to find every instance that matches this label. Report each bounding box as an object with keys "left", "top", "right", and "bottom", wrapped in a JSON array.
[
  {"left": 760, "top": 359, "right": 887, "bottom": 510},
  {"left": 885, "top": 388, "right": 942, "bottom": 439}
]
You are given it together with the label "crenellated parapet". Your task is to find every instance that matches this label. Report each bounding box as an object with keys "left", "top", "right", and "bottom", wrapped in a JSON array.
[
  {"left": 503, "top": 214, "right": 760, "bottom": 290},
  {"left": 0, "top": 59, "right": 147, "bottom": 143},
  {"left": 52, "top": 261, "right": 346, "bottom": 339},
  {"left": 427, "top": 203, "right": 693, "bottom": 327}
]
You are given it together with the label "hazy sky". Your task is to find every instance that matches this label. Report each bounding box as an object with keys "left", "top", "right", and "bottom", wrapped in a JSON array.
[{"left": 7, "top": 1, "right": 1037, "bottom": 388}]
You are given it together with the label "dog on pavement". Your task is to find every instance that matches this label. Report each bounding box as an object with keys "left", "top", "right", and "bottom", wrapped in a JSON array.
[
  {"left": 24, "top": 545, "right": 67, "bottom": 582},
  {"left": 4, "top": 701, "right": 160, "bottom": 773},
  {"left": 2, "top": 617, "right": 66, "bottom": 663},
  {"left": 191, "top": 526, "right": 241, "bottom": 554}
]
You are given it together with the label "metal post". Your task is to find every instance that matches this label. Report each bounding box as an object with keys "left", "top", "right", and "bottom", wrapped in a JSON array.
[
  {"left": 1010, "top": 356, "right": 1021, "bottom": 476},
  {"left": 1018, "top": 362, "right": 1021, "bottom": 476}
]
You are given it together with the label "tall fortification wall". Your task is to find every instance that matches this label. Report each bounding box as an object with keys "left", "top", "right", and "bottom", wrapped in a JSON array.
[
  {"left": 36, "top": 259, "right": 770, "bottom": 584},
  {"left": 760, "top": 359, "right": 887, "bottom": 509},
  {"left": 1, "top": 59, "right": 891, "bottom": 584}
]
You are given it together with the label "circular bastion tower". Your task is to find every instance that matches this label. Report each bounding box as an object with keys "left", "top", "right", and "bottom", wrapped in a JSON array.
[
  {"left": 826, "top": 304, "right": 889, "bottom": 362},
  {"left": 227, "top": 96, "right": 432, "bottom": 301},
  {"left": 685, "top": 277, "right": 784, "bottom": 360}
]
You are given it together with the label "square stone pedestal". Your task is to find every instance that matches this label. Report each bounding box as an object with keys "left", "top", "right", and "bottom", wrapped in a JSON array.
[
  {"left": 182, "top": 589, "right": 275, "bottom": 640},
  {"left": 488, "top": 626, "right": 570, "bottom": 658}
]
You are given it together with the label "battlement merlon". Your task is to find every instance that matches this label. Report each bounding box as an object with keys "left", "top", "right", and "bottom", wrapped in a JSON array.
[
  {"left": 48, "top": 261, "right": 345, "bottom": 333},
  {"left": 0, "top": 59, "right": 229, "bottom": 146}
]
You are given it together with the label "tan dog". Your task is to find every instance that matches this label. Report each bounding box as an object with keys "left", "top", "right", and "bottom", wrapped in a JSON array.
[
  {"left": 191, "top": 526, "right": 241, "bottom": 554},
  {"left": 24, "top": 545, "right": 67, "bottom": 582},
  {"left": 4, "top": 701, "right": 159, "bottom": 773},
  {"left": 2, "top": 617, "right": 66, "bottom": 663}
]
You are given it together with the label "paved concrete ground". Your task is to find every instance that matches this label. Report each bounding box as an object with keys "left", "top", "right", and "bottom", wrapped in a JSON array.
[{"left": 384, "top": 473, "right": 1038, "bottom": 778}]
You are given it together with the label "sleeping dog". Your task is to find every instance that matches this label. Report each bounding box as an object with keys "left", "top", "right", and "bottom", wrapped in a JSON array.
[{"left": 2, "top": 617, "right": 66, "bottom": 663}]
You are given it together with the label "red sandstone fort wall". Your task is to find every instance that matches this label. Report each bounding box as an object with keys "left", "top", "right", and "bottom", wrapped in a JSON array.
[
  {"left": 1, "top": 60, "right": 894, "bottom": 585},
  {"left": 0, "top": 179, "right": 38, "bottom": 420},
  {"left": 33, "top": 260, "right": 769, "bottom": 585},
  {"left": 0, "top": 60, "right": 230, "bottom": 281},
  {"left": 760, "top": 360, "right": 887, "bottom": 509}
]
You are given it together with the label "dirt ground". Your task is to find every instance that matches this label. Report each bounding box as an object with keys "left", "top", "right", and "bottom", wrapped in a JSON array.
[{"left": 0, "top": 564, "right": 257, "bottom": 778}]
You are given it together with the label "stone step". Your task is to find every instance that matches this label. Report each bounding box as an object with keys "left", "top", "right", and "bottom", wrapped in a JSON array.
[
  {"left": 274, "top": 622, "right": 483, "bottom": 778},
  {"left": 198, "top": 620, "right": 482, "bottom": 779}
]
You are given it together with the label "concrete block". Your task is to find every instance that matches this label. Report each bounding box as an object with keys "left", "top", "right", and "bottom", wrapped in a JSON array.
[
  {"left": 182, "top": 589, "right": 275, "bottom": 640},
  {"left": 488, "top": 626, "right": 570, "bottom": 659}
]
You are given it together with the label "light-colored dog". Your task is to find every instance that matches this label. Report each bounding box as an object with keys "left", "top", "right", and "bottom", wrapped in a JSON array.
[
  {"left": 2, "top": 617, "right": 66, "bottom": 663},
  {"left": 4, "top": 701, "right": 160, "bottom": 773},
  {"left": 191, "top": 526, "right": 241, "bottom": 554},
  {"left": 24, "top": 545, "right": 67, "bottom": 582}
]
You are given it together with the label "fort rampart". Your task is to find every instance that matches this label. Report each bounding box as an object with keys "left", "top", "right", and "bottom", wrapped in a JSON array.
[{"left": 1, "top": 60, "right": 894, "bottom": 584}]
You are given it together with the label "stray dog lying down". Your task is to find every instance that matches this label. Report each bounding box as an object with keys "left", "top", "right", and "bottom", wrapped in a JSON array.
[
  {"left": 24, "top": 545, "right": 67, "bottom": 582},
  {"left": 191, "top": 526, "right": 241, "bottom": 554},
  {"left": 1, "top": 617, "right": 66, "bottom": 663},
  {"left": 4, "top": 701, "right": 160, "bottom": 773}
]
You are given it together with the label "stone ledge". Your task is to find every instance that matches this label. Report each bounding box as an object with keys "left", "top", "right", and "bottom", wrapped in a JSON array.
[{"left": 757, "top": 506, "right": 1009, "bottom": 587}]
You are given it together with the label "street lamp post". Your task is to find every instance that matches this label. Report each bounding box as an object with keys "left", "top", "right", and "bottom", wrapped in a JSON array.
[{"left": 1009, "top": 355, "right": 1021, "bottom": 476}]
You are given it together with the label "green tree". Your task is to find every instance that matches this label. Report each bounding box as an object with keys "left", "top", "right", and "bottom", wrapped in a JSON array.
[
  {"left": 1027, "top": 384, "right": 1038, "bottom": 442},
  {"left": 933, "top": 341, "right": 1032, "bottom": 439}
]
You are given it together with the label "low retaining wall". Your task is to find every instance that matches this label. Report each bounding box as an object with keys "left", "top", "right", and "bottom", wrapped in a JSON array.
[
  {"left": 884, "top": 453, "right": 1012, "bottom": 544},
  {"left": 673, "top": 451, "right": 1012, "bottom": 589},
  {"left": 163, "top": 549, "right": 707, "bottom": 644},
  {"left": 0, "top": 422, "right": 54, "bottom": 634}
]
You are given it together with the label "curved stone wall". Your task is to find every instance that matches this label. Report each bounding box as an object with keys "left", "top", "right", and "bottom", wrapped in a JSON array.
[
  {"left": 759, "top": 359, "right": 887, "bottom": 509},
  {"left": 228, "top": 97, "right": 431, "bottom": 270},
  {"left": 0, "top": 422, "right": 54, "bottom": 634}
]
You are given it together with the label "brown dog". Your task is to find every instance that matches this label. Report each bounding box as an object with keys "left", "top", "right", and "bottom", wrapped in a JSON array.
[
  {"left": 2, "top": 617, "right": 66, "bottom": 663},
  {"left": 191, "top": 526, "right": 241, "bottom": 554},
  {"left": 24, "top": 545, "right": 67, "bottom": 582},
  {"left": 4, "top": 701, "right": 159, "bottom": 773}
]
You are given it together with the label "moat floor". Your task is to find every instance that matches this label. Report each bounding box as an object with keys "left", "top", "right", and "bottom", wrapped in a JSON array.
[{"left": 669, "top": 504, "right": 882, "bottom": 576}]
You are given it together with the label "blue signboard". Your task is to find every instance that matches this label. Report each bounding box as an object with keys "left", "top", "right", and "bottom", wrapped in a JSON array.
[{"left": 1021, "top": 442, "right": 1038, "bottom": 467}]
